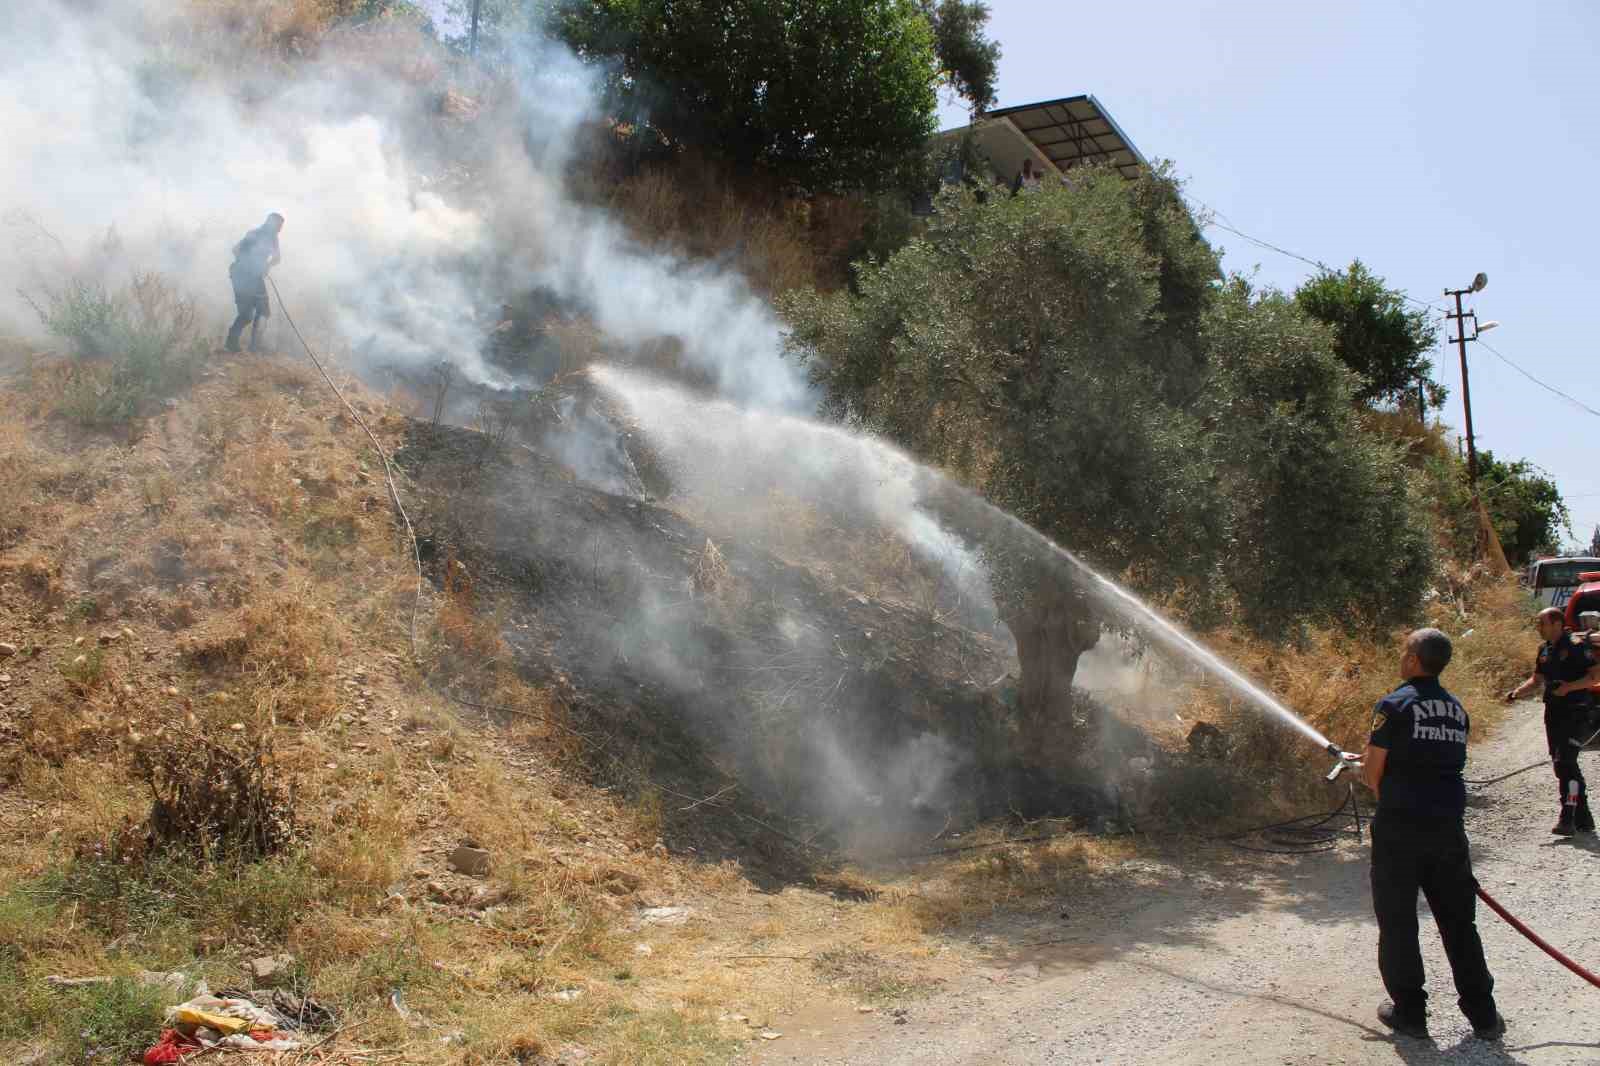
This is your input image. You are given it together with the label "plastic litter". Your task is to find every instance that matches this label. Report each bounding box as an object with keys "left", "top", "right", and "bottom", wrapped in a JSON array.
[{"left": 143, "top": 989, "right": 310, "bottom": 1062}]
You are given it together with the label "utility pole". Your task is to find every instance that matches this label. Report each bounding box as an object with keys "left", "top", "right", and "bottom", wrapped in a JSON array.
[{"left": 1444, "top": 272, "right": 1491, "bottom": 484}]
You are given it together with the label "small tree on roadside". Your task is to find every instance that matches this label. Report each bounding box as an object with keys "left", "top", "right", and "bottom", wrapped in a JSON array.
[{"left": 1474, "top": 450, "right": 1569, "bottom": 565}]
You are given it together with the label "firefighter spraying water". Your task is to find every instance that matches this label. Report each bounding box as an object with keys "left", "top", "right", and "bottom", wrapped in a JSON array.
[{"left": 1357, "top": 628, "right": 1504, "bottom": 1040}]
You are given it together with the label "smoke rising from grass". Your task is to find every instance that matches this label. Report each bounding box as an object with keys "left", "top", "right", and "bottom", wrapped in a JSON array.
[{"left": 0, "top": 0, "right": 810, "bottom": 412}]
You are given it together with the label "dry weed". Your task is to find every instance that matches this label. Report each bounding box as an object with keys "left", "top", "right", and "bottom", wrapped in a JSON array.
[
  {"left": 129, "top": 731, "right": 296, "bottom": 861},
  {"left": 1177, "top": 574, "right": 1534, "bottom": 791}
]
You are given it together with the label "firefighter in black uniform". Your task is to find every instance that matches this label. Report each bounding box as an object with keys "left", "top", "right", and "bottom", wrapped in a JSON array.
[
  {"left": 225, "top": 213, "right": 284, "bottom": 353},
  {"left": 1361, "top": 627, "right": 1504, "bottom": 1041},
  {"left": 1505, "top": 606, "right": 1600, "bottom": 834}
]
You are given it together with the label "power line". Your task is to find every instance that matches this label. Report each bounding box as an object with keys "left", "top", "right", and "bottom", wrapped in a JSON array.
[
  {"left": 1475, "top": 339, "right": 1600, "bottom": 421},
  {"left": 1192, "top": 207, "right": 1449, "bottom": 317},
  {"left": 1203, "top": 218, "right": 1336, "bottom": 276},
  {"left": 1192, "top": 204, "right": 1600, "bottom": 425}
]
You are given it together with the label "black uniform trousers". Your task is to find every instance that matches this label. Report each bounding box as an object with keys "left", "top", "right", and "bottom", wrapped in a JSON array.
[
  {"left": 226, "top": 274, "right": 269, "bottom": 352},
  {"left": 1545, "top": 701, "right": 1594, "bottom": 822},
  {"left": 1370, "top": 813, "right": 1497, "bottom": 1028}
]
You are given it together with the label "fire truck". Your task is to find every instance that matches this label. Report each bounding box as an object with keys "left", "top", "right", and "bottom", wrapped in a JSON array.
[{"left": 1559, "top": 569, "right": 1600, "bottom": 696}]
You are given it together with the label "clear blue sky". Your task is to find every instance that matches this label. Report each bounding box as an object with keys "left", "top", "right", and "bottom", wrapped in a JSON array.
[{"left": 938, "top": 0, "right": 1600, "bottom": 548}]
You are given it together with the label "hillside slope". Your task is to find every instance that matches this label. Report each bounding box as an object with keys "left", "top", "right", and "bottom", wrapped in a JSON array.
[{"left": 0, "top": 352, "right": 1014, "bottom": 1064}]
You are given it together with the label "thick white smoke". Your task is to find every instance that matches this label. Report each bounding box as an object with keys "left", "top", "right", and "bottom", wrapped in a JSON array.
[{"left": 0, "top": 0, "right": 811, "bottom": 411}]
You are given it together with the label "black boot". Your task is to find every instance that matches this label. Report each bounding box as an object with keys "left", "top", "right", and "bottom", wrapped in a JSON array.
[
  {"left": 1472, "top": 1012, "right": 1507, "bottom": 1040},
  {"left": 1377, "top": 1002, "right": 1428, "bottom": 1039},
  {"left": 1553, "top": 809, "right": 1577, "bottom": 835},
  {"left": 1577, "top": 799, "right": 1595, "bottom": 833}
]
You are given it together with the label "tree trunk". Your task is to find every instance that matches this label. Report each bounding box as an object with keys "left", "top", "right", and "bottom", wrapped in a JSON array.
[{"left": 1004, "top": 581, "right": 1099, "bottom": 771}]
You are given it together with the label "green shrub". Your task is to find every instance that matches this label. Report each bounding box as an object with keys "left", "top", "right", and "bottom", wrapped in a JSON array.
[
  {"left": 56, "top": 979, "right": 167, "bottom": 1064},
  {"left": 36, "top": 272, "right": 207, "bottom": 427},
  {"left": 37, "top": 850, "right": 319, "bottom": 944}
]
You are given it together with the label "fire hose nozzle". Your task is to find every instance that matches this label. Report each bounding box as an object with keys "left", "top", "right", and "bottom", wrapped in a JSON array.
[{"left": 1325, "top": 743, "right": 1362, "bottom": 781}]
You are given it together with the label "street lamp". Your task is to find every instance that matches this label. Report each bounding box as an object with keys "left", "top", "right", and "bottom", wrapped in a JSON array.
[{"left": 1444, "top": 274, "right": 1493, "bottom": 483}]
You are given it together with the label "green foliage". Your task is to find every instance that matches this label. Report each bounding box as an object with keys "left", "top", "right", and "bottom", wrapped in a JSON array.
[
  {"left": 547, "top": 0, "right": 940, "bottom": 190},
  {"left": 786, "top": 173, "right": 1434, "bottom": 641},
  {"left": 917, "top": 0, "right": 1001, "bottom": 113},
  {"left": 37, "top": 851, "right": 320, "bottom": 944},
  {"left": 1200, "top": 280, "right": 1434, "bottom": 631},
  {"left": 1413, "top": 445, "right": 1567, "bottom": 566},
  {"left": 1475, "top": 450, "right": 1568, "bottom": 564},
  {"left": 59, "top": 646, "right": 107, "bottom": 688},
  {"left": 1293, "top": 260, "right": 1440, "bottom": 408},
  {"left": 786, "top": 166, "right": 1222, "bottom": 585},
  {"left": 35, "top": 272, "right": 206, "bottom": 428},
  {"left": 38, "top": 979, "right": 165, "bottom": 1063}
]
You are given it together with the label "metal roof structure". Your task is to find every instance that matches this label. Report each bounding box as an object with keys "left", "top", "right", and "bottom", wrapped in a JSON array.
[
  {"left": 982, "top": 95, "right": 1147, "bottom": 180},
  {"left": 938, "top": 95, "right": 1148, "bottom": 189}
]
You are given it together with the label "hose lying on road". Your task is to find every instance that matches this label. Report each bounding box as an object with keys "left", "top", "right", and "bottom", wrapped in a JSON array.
[
  {"left": 1219, "top": 784, "right": 1364, "bottom": 855},
  {"left": 1476, "top": 885, "right": 1600, "bottom": 990}
]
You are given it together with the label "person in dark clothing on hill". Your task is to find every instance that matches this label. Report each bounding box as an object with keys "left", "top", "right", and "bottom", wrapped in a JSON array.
[
  {"left": 1505, "top": 606, "right": 1600, "bottom": 833},
  {"left": 225, "top": 212, "right": 283, "bottom": 353},
  {"left": 1361, "top": 627, "right": 1505, "bottom": 1042}
]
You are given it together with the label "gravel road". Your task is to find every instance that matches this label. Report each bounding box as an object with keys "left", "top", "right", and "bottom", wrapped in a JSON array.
[{"left": 747, "top": 701, "right": 1600, "bottom": 1065}]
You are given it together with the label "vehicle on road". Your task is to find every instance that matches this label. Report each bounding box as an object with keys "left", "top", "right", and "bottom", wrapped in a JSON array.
[{"left": 1527, "top": 556, "right": 1600, "bottom": 609}]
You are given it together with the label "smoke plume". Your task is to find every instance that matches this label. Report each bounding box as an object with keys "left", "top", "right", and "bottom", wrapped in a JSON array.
[{"left": 0, "top": 0, "right": 811, "bottom": 412}]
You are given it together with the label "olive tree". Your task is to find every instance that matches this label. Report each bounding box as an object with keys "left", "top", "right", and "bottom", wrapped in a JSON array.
[
  {"left": 784, "top": 167, "right": 1222, "bottom": 758},
  {"left": 1293, "top": 260, "right": 1441, "bottom": 409},
  {"left": 1200, "top": 280, "right": 1434, "bottom": 633},
  {"left": 786, "top": 168, "right": 1436, "bottom": 763}
]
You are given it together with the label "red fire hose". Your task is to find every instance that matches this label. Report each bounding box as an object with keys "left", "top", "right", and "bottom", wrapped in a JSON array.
[{"left": 1476, "top": 885, "right": 1600, "bottom": 989}]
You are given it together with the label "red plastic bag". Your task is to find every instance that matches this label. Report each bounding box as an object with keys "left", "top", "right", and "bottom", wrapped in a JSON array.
[{"left": 142, "top": 1029, "right": 200, "bottom": 1066}]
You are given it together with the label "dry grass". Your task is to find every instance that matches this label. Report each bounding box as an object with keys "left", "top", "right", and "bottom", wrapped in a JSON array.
[
  {"left": 873, "top": 833, "right": 1134, "bottom": 933},
  {"left": 0, "top": 351, "right": 798, "bottom": 1064},
  {"left": 1169, "top": 574, "right": 1535, "bottom": 807},
  {"left": 588, "top": 152, "right": 870, "bottom": 297}
]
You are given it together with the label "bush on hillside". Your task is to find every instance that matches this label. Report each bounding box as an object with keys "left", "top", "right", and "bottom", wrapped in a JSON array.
[{"left": 30, "top": 272, "right": 206, "bottom": 427}]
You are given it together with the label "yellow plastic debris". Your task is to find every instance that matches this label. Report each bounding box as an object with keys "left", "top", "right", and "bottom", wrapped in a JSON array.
[{"left": 172, "top": 1007, "right": 250, "bottom": 1035}]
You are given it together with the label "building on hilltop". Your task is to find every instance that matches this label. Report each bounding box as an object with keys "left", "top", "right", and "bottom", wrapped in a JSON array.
[{"left": 938, "top": 94, "right": 1147, "bottom": 191}]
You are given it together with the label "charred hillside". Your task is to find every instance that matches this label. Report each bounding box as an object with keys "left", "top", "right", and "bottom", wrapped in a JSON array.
[{"left": 398, "top": 416, "right": 1134, "bottom": 855}]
